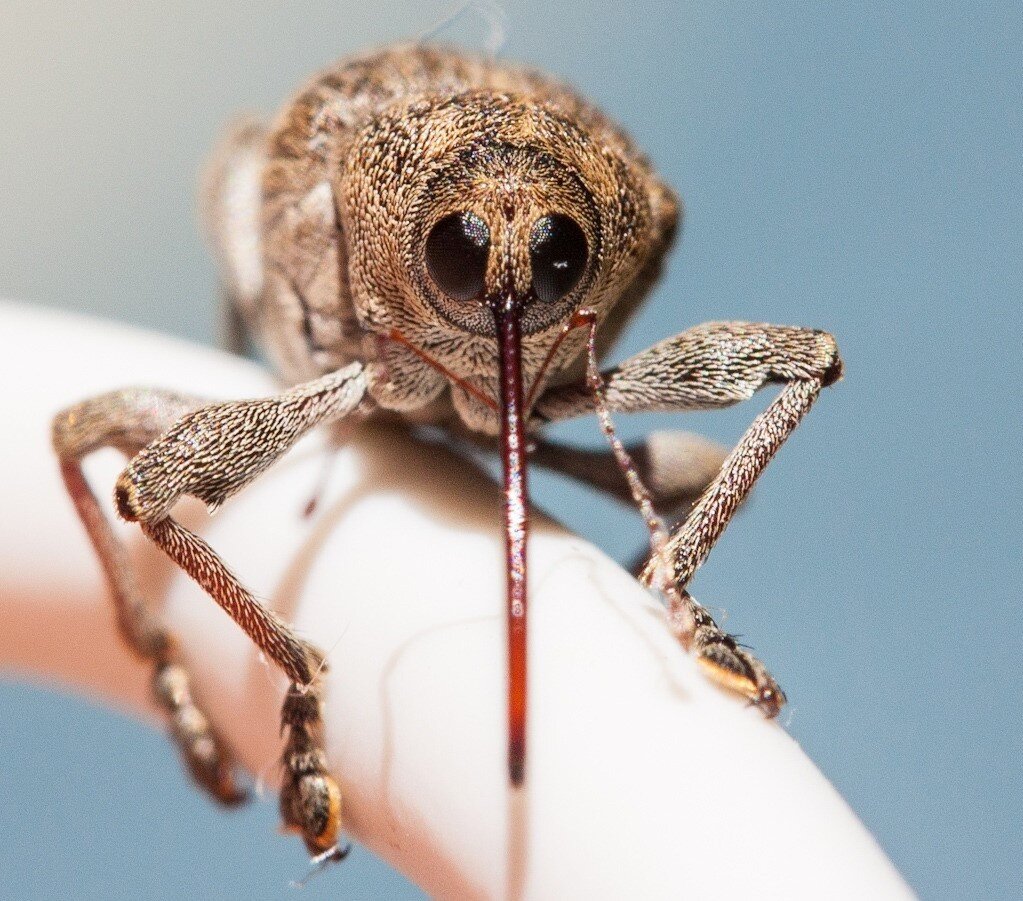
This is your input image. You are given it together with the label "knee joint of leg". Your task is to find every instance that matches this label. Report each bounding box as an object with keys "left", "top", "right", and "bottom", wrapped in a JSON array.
[
  {"left": 50, "top": 412, "right": 73, "bottom": 455},
  {"left": 813, "top": 330, "right": 844, "bottom": 386},
  {"left": 114, "top": 471, "right": 144, "bottom": 521}
]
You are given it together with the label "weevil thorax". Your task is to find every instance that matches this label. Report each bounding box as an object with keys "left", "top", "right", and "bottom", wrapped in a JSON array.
[{"left": 341, "top": 90, "right": 656, "bottom": 434}]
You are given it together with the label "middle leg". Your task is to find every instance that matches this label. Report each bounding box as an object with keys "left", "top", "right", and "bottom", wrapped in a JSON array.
[
  {"left": 530, "top": 430, "right": 728, "bottom": 515},
  {"left": 530, "top": 431, "right": 731, "bottom": 578}
]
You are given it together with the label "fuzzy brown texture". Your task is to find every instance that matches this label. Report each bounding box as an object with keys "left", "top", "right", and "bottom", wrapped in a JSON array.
[
  {"left": 54, "top": 42, "right": 843, "bottom": 861},
  {"left": 209, "top": 44, "right": 678, "bottom": 434}
]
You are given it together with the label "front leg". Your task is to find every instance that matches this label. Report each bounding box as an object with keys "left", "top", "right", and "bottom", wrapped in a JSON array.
[
  {"left": 116, "top": 364, "right": 367, "bottom": 857},
  {"left": 537, "top": 321, "right": 842, "bottom": 713}
]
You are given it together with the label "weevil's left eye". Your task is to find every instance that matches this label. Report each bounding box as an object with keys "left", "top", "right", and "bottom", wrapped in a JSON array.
[
  {"left": 529, "top": 214, "right": 588, "bottom": 304},
  {"left": 425, "top": 212, "right": 491, "bottom": 302}
]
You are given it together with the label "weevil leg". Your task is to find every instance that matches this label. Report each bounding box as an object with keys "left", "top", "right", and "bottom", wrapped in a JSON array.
[
  {"left": 53, "top": 362, "right": 368, "bottom": 854},
  {"left": 52, "top": 388, "right": 247, "bottom": 805},
  {"left": 530, "top": 430, "right": 730, "bottom": 574},
  {"left": 111, "top": 363, "right": 368, "bottom": 856},
  {"left": 665, "top": 588, "right": 786, "bottom": 716},
  {"left": 535, "top": 321, "right": 842, "bottom": 714},
  {"left": 530, "top": 431, "right": 728, "bottom": 515}
]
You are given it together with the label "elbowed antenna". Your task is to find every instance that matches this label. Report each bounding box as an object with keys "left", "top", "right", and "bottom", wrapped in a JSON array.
[{"left": 489, "top": 291, "right": 529, "bottom": 787}]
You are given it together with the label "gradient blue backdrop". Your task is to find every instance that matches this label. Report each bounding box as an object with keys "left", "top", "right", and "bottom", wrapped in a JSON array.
[{"left": 1, "top": 2, "right": 1020, "bottom": 898}]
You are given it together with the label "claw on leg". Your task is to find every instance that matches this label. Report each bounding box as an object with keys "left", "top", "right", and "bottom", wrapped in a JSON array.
[
  {"left": 668, "top": 589, "right": 785, "bottom": 718},
  {"left": 279, "top": 682, "right": 343, "bottom": 856},
  {"left": 153, "top": 662, "right": 248, "bottom": 805}
]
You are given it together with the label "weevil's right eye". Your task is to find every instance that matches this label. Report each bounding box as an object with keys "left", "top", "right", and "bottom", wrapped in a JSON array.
[
  {"left": 425, "top": 212, "right": 490, "bottom": 302},
  {"left": 529, "top": 214, "right": 588, "bottom": 304}
]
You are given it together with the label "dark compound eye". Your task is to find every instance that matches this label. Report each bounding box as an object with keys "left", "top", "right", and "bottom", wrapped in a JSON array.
[
  {"left": 529, "top": 214, "right": 588, "bottom": 304},
  {"left": 425, "top": 212, "right": 490, "bottom": 302}
]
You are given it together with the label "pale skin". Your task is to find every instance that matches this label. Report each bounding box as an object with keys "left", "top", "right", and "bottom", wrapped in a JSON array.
[{"left": 51, "top": 44, "right": 842, "bottom": 860}]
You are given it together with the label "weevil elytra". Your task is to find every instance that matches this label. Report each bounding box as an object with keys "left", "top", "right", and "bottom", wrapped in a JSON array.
[{"left": 51, "top": 43, "right": 842, "bottom": 860}]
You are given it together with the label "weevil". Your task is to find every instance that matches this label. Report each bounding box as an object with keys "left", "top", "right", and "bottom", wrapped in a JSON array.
[{"left": 51, "top": 43, "right": 842, "bottom": 860}]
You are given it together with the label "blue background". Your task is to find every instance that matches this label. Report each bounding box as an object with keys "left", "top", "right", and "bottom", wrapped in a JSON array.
[{"left": 1, "top": 2, "right": 1020, "bottom": 897}]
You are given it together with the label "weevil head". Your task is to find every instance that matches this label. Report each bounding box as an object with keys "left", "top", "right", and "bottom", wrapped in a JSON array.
[{"left": 343, "top": 90, "right": 676, "bottom": 433}]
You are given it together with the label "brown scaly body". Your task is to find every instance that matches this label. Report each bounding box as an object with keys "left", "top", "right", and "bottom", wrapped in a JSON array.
[
  {"left": 210, "top": 45, "right": 678, "bottom": 430},
  {"left": 53, "top": 42, "right": 841, "bottom": 862}
]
